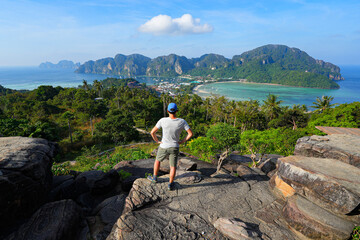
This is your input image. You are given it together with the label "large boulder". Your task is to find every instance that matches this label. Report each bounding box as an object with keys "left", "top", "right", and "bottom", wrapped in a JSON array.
[
  {"left": 275, "top": 155, "right": 360, "bottom": 215},
  {"left": 294, "top": 134, "right": 360, "bottom": 168},
  {"left": 107, "top": 171, "right": 297, "bottom": 240},
  {"left": 88, "top": 194, "right": 127, "bottom": 240},
  {"left": 159, "top": 157, "right": 198, "bottom": 173},
  {"left": 0, "top": 137, "right": 57, "bottom": 230},
  {"left": 49, "top": 170, "right": 119, "bottom": 204},
  {"left": 5, "top": 199, "right": 85, "bottom": 240},
  {"left": 282, "top": 195, "right": 357, "bottom": 240}
]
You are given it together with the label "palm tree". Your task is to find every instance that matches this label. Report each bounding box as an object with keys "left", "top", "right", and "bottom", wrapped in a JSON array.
[
  {"left": 204, "top": 98, "right": 211, "bottom": 121},
  {"left": 82, "top": 80, "right": 89, "bottom": 91},
  {"left": 93, "top": 80, "right": 103, "bottom": 97},
  {"left": 262, "top": 94, "right": 283, "bottom": 120},
  {"left": 62, "top": 111, "right": 74, "bottom": 143},
  {"left": 311, "top": 96, "right": 335, "bottom": 113}
]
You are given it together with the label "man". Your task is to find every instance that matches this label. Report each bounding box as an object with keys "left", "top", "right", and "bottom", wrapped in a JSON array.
[{"left": 148, "top": 103, "right": 193, "bottom": 190}]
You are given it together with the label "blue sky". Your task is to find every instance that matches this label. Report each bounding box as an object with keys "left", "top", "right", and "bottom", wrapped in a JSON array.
[{"left": 0, "top": 0, "right": 359, "bottom": 66}]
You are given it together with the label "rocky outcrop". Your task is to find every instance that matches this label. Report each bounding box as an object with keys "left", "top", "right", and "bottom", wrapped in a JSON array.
[
  {"left": 271, "top": 134, "right": 360, "bottom": 239},
  {"left": 5, "top": 199, "right": 84, "bottom": 240},
  {"left": 294, "top": 134, "right": 360, "bottom": 168},
  {"left": 0, "top": 137, "right": 58, "bottom": 230},
  {"left": 276, "top": 155, "right": 360, "bottom": 215},
  {"left": 107, "top": 170, "right": 297, "bottom": 240},
  {"left": 88, "top": 194, "right": 127, "bottom": 240},
  {"left": 2, "top": 135, "right": 359, "bottom": 240},
  {"left": 283, "top": 195, "right": 356, "bottom": 240}
]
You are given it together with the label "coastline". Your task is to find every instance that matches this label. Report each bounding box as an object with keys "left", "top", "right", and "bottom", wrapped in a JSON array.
[
  {"left": 192, "top": 79, "right": 338, "bottom": 96},
  {"left": 192, "top": 79, "right": 285, "bottom": 96}
]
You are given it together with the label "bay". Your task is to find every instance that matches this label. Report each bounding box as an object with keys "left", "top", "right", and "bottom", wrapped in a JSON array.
[
  {"left": 194, "top": 65, "right": 360, "bottom": 107},
  {"left": 0, "top": 67, "right": 156, "bottom": 90}
]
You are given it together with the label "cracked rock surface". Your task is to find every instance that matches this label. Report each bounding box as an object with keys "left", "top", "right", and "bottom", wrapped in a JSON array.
[{"left": 107, "top": 170, "right": 296, "bottom": 240}]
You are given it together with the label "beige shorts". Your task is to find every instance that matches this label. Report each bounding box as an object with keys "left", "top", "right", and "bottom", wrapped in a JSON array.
[{"left": 156, "top": 147, "right": 180, "bottom": 167}]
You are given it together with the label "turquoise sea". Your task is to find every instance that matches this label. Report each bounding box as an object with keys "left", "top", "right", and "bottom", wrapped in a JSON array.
[
  {"left": 195, "top": 65, "right": 360, "bottom": 107},
  {"left": 0, "top": 67, "right": 156, "bottom": 90},
  {"left": 0, "top": 65, "right": 359, "bottom": 107}
]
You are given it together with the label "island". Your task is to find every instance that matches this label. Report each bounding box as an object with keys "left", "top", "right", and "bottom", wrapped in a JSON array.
[
  {"left": 39, "top": 60, "right": 80, "bottom": 69},
  {"left": 75, "top": 45, "right": 344, "bottom": 89}
]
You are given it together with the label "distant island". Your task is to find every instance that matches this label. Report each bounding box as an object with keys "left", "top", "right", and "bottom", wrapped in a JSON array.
[
  {"left": 39, "top": 60, "right": 80, "bottom": 69},
  {"left": 75, "top": 44, "right": 344, "bottom": 89}
]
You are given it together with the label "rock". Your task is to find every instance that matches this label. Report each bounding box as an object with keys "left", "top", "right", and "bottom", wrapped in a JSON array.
[
  {"left": 229, "top": 154, "right": 252, "bottom": 164},
  {"left": 49, "top": 174, "right": 87, "bottom": 201},
  {"left": 213, "top": 218, "right": 262, "bottom": 240},
  {"left": 294, "top": 134, "right": 360, "bottom": 168},
  {"left": 5, "top": 199, "right": 84, "bottom": 240},
  {"left": 175, "top": 170, "right": 202, "bottom": 183},
  {"left": 93, "top": 194, "right": 127, "bottom": 225},
  {"left": 282, "top": 195, "right": 357, "bottom": 240},
  {"left": 113, "top": 159, "right": 157, "bottom": 178},
  {"left": 48, "top": 170, "right": 120, "bottom": 210},
  {"left": 76, "top": 170, "right": 105, "bottom": 190},
  {"left": 89, "top": 194, "right": 127, "bottom": 240},
  {"left": 52, "top": 175, "right": 74, "bottom": 189},
  {"left": 92, "top": 170, "right": 119, "bottom": 195},
  {"left": 120, "top": 175, "right": 140, "bottom": 192},
  {"left": 160, "top": 157, "right": 197, "bottom": 173},
  {"left": 114, "top": 159, "right": 166, "bottom": 191},
  {"left": 110, "top": 208, "right": 226, "bottom": 240},
  {"left": 277, "top": 155, "right": 360, "bottom": 215},
  {"left": 0, "top": 137, "right": 57, "bottom": 230},
  {"left": 269, "top": 175, "right": 295, "bottom": 198},
  {"left": 258, "top": 157, "right": 278, "bottom": 175},
  {"left": 255, "top": 199, "right": 297, "bottom": 240},
  {"left": 48, "top": 176, "right": 75, "bottom": 201},
  {"left": 236, "top": 165, "right": 269, "bottom": 184},
  {"left": 107, "top": 173, "right": 297, "bottom": 240}
]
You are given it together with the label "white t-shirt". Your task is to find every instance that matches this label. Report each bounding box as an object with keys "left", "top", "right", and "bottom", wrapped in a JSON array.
[{"left": 155, "top": 117, "right": 190, "bottom": 148}]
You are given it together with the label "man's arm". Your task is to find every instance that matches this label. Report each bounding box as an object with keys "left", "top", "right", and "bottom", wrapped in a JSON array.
[
  {"left": 179, "top": 128, "right": 193, "bottom": 144},
  {"left": 150, "top": 126, "right": 161, "bottom": 144}
]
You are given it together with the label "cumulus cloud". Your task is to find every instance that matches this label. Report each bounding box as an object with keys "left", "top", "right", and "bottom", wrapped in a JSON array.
[{"left": 138, "top": 14, "right": 213, "bottom": 35}]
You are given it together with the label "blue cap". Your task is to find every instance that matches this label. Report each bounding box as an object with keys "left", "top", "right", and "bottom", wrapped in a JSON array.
[{"left": 167, "top": 103, "right": 178, "bottom": 113}]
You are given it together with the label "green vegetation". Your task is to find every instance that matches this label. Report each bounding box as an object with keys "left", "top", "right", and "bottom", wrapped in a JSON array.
[
  {"left": 206, "top": 123, "right": 241, "bottom": 172},
  {"left": 351, "top": 226, "right": 360, "bottom": 240},
  {"left": 52, "top": 144, "right": 153, "bottom": 175},
  {"left": 1, "top": 77, "right": 358, "bottom": 174},
  {"left": 0, "top": 84, "right": 18, "bottom": 95}
]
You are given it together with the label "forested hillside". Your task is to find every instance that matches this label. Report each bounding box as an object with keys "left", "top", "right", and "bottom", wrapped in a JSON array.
[
  {"left": 76, "top": 45, "right": 343, "bottom": 89},
  {"left": 1, "top": 78, "right": 359, "bottom": 175}
]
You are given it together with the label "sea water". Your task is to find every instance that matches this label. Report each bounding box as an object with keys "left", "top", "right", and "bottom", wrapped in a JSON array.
[
  {"left": 0, "top": 67, "right": 156, "bottom": 90},
  {"left": 195, "top": 65, "right": 360, "bottom": 107}
]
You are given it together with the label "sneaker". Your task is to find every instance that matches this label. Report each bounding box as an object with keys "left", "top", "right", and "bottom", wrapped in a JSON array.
[
  {"left": 168, "top": 182, "right": 175, "bottom": 191},
  {"left": 147, "top": 175, "right": 157, "bottom": 183}
]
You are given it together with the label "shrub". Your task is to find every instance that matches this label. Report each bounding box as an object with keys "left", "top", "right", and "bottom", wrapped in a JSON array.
[
  {"left": 352, "top": 226, "right": 360, "bottom": 240},
  {"left": 52, "top": 162, "right": 71, "bottom": 176},
  {"left": 188, "top": 136, "right": 217, "bottom": 162}
]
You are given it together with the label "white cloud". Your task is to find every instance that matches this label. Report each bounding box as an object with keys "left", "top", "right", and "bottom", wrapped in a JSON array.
[{"left": 138, "top": 14, "right": 213, "bottom": 35}]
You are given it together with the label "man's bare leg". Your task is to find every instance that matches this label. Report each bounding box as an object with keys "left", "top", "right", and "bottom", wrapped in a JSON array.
[
  {"left": 153, "top": 160, "right": 160, "bottom": 176},
  {"left": 169, "top": 166, "right": 176, "bottom": 183}
]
